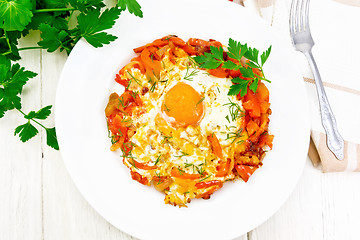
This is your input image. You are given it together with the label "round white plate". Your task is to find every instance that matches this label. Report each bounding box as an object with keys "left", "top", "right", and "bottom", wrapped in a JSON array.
[{"left": 55, "top": 0, "right": 310, "bottom": 239}]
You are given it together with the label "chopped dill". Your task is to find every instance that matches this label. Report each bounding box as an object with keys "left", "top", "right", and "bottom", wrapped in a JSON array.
[
  {"left": 184, "top": 65, "right": 199, "bottom": 81},
  {"left": 163, "top": 103, "right": 170, "bottom": 112},
  {"left": 225, "top": 128, "right": 244, "bottom": 144},
  {"left": 126, "top": 70, "right": 142, "bottom": 86},
  {"left": 161, "top": 135, "right": 173, "bottom": 144},
  {"left": 154, "top": 154, "right": 162, "bottom": 165},
  {"left": 174, "top": 151, "right": 189, "bottom": 158},
  {"left": 196, "top": 97, "right": 205, "bottom": 107},
  {"left": 198, "top": 175, "right": 211, "bottom": 182},
  {"left": 223, "top": 98, "right": 244, "bottom": 121}
]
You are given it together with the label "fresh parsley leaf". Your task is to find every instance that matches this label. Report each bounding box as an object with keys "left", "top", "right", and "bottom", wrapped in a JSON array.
[
  {"left": 0, "top": 30, "right": 22, "bottom": 61},
  {"left": 261, "top": 45, "right": 272, "bottom": 66},
  {"left": 0, "top": 0, "right": 33, "bottom": 31},
  {"left": 39, "top": 0, "right": 68, "bottom": 9},
  {"left": 227, "top": 38, "right": 248, "bottom": 61},
  {"left": 25, "top": 105, "right": 52, "bottom": 120},
  {"left": 210, "top": 45, "right": 224, "bottom": 61},
  {"left": 68, "top": 0, "right": 105, "bottom": 12},
  {"left": 228, "top": 77, "right": 249, "bottom": 97},
  {"left": 14, "top": 121, "right": 38, "bottom": 142},
  {"left": 0, "top": 56, "right": 37, "bottom": 117},
  {"left": 38, "top": 23, "right": 72, "bottom": 53},
  {"left": 118, "top": 0, "right": 143, "bottom": 18},
  {"left": 193, "top": 51, "right": 221, "bottom": 69},
  {"left": 27, "top": 12, "right": 68, "bottom": 31},
  {"left": 45, "top": 127, "right": 59, "bottom": 150},
  {"left": 77, "top": 7, "right": 121, "bottom": 48},
  {"left": 243, "top": 46, "right": 259, "bottom": 64},
  {"left": 222, "top": 60, "right": 238, "bottom": 70},
  {"left": 249, "top": 78, "right": 259, "bottom": 93},
  {"left": 239, "top": 67, "right": 254, "bottom": 79}
]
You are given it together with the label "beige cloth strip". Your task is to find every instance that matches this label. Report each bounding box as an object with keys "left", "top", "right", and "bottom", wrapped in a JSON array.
[
  {"left": 309, "top": 129, "right": 360, "bottom": 172},
  {"left": 305, "top": 77, "right": 360, "bottom": 172},
  {"left": 303, "top": 77, "right": 360, "bottom": 96},
  {"left": 256, "top": 0, "right": 275, "bottom": 8},
  {"left": 310, "top": 131, "right": 347, "bottom": 172},
  {"left": 333, "top": 0, "right": 360, "bottom": 7}
]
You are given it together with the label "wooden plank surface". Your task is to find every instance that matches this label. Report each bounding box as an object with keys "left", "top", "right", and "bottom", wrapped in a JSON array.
[
  {"left": 0, "top": 32, "right": 43, "bottom": 240},
  {"left": 1, "top": 1, "right": 360, "bottom": 240}
]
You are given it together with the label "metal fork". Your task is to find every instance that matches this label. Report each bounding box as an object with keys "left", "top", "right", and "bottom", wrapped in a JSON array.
[{"left": 290, "top": 0, "right": 344, "bottom": 160}]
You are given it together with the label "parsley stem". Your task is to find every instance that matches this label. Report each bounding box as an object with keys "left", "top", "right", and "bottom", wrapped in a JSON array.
[
  {"left": 34, "top": 7, "right": 76, "bottom": 13},
  {"left": 2, "top": 51, "right": 12, "bottom": 56},
  {"left": 17, "top": 109, "right": 48, "bottom": 130},
  {"left": 18, "top": 47, "right": 43, "bottom": 51}
]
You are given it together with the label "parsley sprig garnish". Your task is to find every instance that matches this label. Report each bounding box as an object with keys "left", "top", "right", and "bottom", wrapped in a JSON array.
[
  {"left": 193, "top": 38, "right": 272, "bottom": 97},
  {"left": 0, "top": 0, "right": 143, "bottom": 149}
]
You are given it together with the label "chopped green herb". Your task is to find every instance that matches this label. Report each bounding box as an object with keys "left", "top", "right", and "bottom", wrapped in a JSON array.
[
  {"left": 196, "top": 97, "right": 205, "bottom": 107},
  {"left": 126, "top": 70, "right": 142, "bottom": 86},
  {"left": 163, "top": 104, "right": 170, "bottom": 112},
  {"left": 183, "top": 65, "right": 199, "bottom": 81},
  {"left": 198, "top": 175, "right": 211, "bottom": 182},
  {"left": 223, "top": 98, "right": 244, "bottom": 121},
  {"left": 154, "top": 154, "right": 162, "bottom": 165}
]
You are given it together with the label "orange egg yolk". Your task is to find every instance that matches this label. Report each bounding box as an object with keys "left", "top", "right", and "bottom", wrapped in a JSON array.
[{"left": 162, "top": 82, "right": 204, "bottom": 128}]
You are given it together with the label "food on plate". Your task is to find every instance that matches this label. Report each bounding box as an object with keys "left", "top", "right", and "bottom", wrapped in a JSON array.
[{"left": 105, "top": 35, "right": 274, "bottom": 207}]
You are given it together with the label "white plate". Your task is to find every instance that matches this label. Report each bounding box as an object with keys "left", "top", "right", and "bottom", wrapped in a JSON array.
[{"left": 55, "top": 0, "right": 310, "bottom": 239}]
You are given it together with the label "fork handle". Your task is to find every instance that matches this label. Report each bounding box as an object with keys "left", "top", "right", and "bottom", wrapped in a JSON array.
[{"left": 304, "top": 50, "right": 345, "bottom": 160}]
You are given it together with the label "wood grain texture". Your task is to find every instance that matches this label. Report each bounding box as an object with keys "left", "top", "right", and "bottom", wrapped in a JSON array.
[{"left": 0, "top": 32, "right": 43, "bottom": 240}]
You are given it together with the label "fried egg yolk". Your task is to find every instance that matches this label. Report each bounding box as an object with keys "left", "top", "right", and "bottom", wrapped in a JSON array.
[{"left": 161, "top": 82, "right": 204, "bottom": 128}]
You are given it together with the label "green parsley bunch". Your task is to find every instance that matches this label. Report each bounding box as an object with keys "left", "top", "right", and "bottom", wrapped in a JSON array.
[
  {"left": 0, "top": 0, "right": 142, "bottom": 150},
  {"left": 193, "top": 38, "right": 272, "bottom": 97}
]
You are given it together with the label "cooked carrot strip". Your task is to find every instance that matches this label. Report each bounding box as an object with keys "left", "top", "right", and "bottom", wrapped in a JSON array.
[
  {"left": 128, "top": 159, "right": 157, "bottom": 170},
  {"left": 196, "top": 184, "right": 222, "bottom": 199},
  {"left": 170, "top": 168, "right": 202, "bottom": 179},
  {"left": 207, "top": 133, "right": 224, "bottom": 160},
  {"left": 195, "top": 180, "right": 223, "bottom": 189},
  {"left": 216, "top": 159, "right": 230, "bottom": 177}
]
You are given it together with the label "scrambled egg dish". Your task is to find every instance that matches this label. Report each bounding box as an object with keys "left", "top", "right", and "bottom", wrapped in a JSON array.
[{"left": 105, "top": 36, "right": 274, "bottom": 207}]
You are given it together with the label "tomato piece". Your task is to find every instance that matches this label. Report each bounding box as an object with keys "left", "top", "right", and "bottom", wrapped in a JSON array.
[
  {"left": 181, "top": 44, "right": 197, "bottom": 55},
  {"left": 187, "top": 38, "right": 210, "bottom": 47},
  {"left": 208, "top": 67, "right": 229, "bottom": 78},
  {"left": 115, "top": 74, "right": 129, "bottom": 88},
  {"left": 130, "top": 170, "right": 149, "bottom": 185},
  {"left": 259, "top": 134, "right": 274, "bottom": 149},
  {"left": 195, "top": 180, "right": 223, "bottom": 189},
  {"left": 242, "top": 89, "right": 261, "bottom": 118},
  {"left": 246, "top": 120, "right": 260, "bottom": 136},
  {"left": 235, "top": 164, "right": 258, "bottom": 182}
]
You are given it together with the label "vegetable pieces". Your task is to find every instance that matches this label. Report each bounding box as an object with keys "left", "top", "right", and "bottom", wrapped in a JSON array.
[
  {"left": 106, "top": 36, "right": 274, "bottom": 206},
  {"left": 190, "top": 37, "right": 274, "bottom": 183}
]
